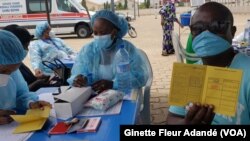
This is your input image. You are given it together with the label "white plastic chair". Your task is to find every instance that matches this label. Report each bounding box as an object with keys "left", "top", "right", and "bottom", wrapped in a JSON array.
[
  {"left": 137, "top": 49, "right": 153, "bottom": 124},
  {"left": 171, "top": 32, "right": 201, "bottom": 63}
]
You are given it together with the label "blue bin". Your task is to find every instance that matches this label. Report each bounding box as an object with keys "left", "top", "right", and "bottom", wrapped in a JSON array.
[{"left": 180, "top": 13, "right": 191, "bottom": 26}]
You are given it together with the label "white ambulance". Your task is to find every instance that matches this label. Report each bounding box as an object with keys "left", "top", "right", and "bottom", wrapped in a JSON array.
[{"left": 0, "top": 0, "right": 93, "bottom": 38}]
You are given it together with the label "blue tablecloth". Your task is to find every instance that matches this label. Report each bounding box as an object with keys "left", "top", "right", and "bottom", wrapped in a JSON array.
[{"left": 28, "top": 89, "right": 141, "bottom": 141}]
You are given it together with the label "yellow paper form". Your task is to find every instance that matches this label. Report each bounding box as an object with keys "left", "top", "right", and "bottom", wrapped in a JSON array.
[
  {"left": 11, "top": 106, "right": 50, "bottom": 134},
  {"left": 169, "top": 63, "right": 206, "bottom": 106},
  {"left": 202, "top": 66, "right": 242, "bottom": 116},
  {"left": 169, "top": 63, "right": 242, "bottom": 116}
]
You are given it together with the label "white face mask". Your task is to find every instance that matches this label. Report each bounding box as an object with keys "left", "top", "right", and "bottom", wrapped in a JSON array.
[
  {"left": 49, "top": 30, "right": 56, "bottom": 38},
  {"left": 94, "top": 34, "right": 113, "bottom": 49},
  {"left": 0, "top": 74, "right": 10, "bottom": 87}
]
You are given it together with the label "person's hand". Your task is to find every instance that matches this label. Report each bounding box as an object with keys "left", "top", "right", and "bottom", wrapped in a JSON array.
[
  {"left": 180, "top": 24, "right": 184, "bottom": 28},
  {"left": 0, "top": 109, "right": 16, "bottom": 125},
  {"left": 72, "top": 74, "right": 87, "bottom": 87},
  {"left": 183, "top": 103, "right": 215, "bottom": 125},
  {"left": 29, "top": 78, "right": 50, "bottom": 91},
  {"left": 161, "top": 21, "right": 164, "bottom": 26},
  {"left": 91, "top": 80, "right": 113, "bottom": 94},
  {"left": 34, "top": 78, "right": 50, "bottom": 85},
  {"left": 35, "top": 69, "right": 45, "bottom": 78},
  {"left": 29, "top": 101, "right": 52, "bottom": 110},
  {"left": 39, "top": 75, "right": 50, "bottom": 80}
]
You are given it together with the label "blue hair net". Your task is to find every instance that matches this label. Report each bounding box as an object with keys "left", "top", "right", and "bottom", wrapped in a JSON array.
[
  {"left": 91, "top": 10, "right": 128, "bottom": 38},
  {"left": 0, "top": 30, "right": 27, "bottom": 65},
  {"left": 35, "top": 21, "right": 50, "bottom": 39}
]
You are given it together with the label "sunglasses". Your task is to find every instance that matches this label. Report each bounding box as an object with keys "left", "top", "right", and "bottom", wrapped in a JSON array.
[{"left": 190, "top": 21, "right": 231, "bottom": 38}]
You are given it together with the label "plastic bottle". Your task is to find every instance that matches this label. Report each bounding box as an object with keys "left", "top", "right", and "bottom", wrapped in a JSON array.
[
  {"left": 87, "top": 73, "right": 93, "bottom": 85},
  {"left": 243, "top": 20, "right": 250, "bottom": 47},
  {"left": 114, "top": 44, "right": 131, "bottom": 95}
]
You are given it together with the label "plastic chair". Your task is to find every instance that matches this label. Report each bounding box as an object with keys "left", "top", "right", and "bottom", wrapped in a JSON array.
[
  {"left": 137, "top": 49, "right": 153, "bottom": 124},
  {"left": 171, "top": 31, "right": 201, "bottom": 63}
]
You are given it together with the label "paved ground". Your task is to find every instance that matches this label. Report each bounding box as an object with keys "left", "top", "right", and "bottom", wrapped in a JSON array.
[{"left": 23, "top": 11, "right": 250, "bottom": 125}]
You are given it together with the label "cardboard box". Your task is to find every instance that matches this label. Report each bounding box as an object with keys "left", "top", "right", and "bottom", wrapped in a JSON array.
[{"left": 54, "top": 87, "right": 91, "bottom": 119}]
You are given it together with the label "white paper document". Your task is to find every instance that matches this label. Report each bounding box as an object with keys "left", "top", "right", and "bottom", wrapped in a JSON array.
[
  {"left": 38, "top": 93, "right": 57, "bottom": 118},
  {"left": 78, "top": 101, "right": 123, "bottom": 116},
  {"left": 35, "top": 87, "right": 59, "bottom": 95},
  {"left": 0, "top": 122, "right": 33, "bottom": 141}
]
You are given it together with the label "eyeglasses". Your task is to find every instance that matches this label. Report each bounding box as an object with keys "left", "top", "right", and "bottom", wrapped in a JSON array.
[{"left": 190, "top": 21, "right": 231, "bottom": 38}]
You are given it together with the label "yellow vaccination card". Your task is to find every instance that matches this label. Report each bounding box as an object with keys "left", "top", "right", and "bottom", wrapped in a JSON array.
[
  {"left": 11, "top": 106, "right": 50, "bottom": 133},
  {"left": 169, "top": 63, "right": 242, "bottom": 116}
]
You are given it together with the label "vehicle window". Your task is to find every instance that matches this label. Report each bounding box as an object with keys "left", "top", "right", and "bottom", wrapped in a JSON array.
[
  {"left": 56, "top": 0, "right": 78, "bottom": 12},
  {"left": 71, "top": 0, "right": 85, "bottom": 10},
  {"left": 27, "top": 0, "right": 51, "bottom": 13}
]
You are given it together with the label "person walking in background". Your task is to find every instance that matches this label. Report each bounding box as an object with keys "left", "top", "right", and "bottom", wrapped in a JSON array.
[
  {"left": 159, "top": 0, "right": 183, "bottom": 56},
  {"left": 29, "top": 21, "right": 76, "bottom": 77}
]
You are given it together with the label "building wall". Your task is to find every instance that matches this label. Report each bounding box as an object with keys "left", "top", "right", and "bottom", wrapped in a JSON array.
[{"left": 206, "top": 0, "right": 250, "bottom": 13}]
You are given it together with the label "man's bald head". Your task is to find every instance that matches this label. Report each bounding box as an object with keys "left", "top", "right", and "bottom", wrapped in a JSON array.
[
  {"left": 192, "top": 2, "right": 233, "bottom": 25},
  {"left": 191, "top": 2, "right": 236, "bottom": 43}
]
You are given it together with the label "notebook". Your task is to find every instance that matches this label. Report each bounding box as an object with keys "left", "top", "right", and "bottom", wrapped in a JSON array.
[{"left": 77, "top": 117, "right": 101, "bottom": 133}]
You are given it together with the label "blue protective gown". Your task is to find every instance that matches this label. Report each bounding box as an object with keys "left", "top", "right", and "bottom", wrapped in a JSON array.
[
  {"left": 67, "top": 38, "right": 148, "bottom": 89},
  {"left": 29, "top": 37, "right": 75, "bottom": 74},
  {"left": 0, "top": 70, "right": 38, "bottom": 113}
]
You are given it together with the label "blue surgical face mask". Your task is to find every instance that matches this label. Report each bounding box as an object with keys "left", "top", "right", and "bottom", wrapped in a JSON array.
[
  {"left": 49, "top": 30, "right": 56, "bottom": 38},
  {"left": 192, "top": 31, "right": 231, "bottom": 57},
  {"left": 94, "top": 34, "right": 113, "bottom": 49},
  {"left": 0, "top": 74, "right": 10, "bottom": 87}
]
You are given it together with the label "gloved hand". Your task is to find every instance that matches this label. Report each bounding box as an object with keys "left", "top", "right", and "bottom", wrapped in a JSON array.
[{"left": 91, "top": 79, "right": 113, "bottom": 94}]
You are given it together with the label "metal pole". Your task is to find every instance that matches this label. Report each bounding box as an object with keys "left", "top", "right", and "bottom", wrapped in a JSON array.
[
  {"left": 45, "top": 0, "right": 51, "bottom": 25},
  {"left": 82, "top": 0, "right": 90, "bottom": 19},
  {"left": 137, "top": 0, "right": 140, "bottom": 17},
  {"left": 111, "top": 0, "right": 115, "bottom": 12},
  {"left": 134, "top": 0, "right": 136, "bottom": 20}
]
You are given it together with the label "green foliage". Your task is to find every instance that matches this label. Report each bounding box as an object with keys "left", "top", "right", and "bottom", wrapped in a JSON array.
[
  {"left": 146, "top": 0, "right": 150, "bottom": 8},
  {"left": 117, "top": 2, "right": 123, "bottom": 10},
  {"left": 124, "top": 0, "right": 128, "bottom": 9},
  {"left": 140, "top": 0, "right": 150, "bottom": 9},
  {"left": 103, "top": 3, "right": 106, "bottom": 9},
  {"left": 177, "top": 2, "right": 184, "bottom": 7},
  {"left": 104, "top": 1, "right": 110, "bottom": 10}
]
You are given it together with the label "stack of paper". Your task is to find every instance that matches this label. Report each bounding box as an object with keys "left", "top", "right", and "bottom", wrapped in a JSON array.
[
  {"left": 11, "top": 106, "right": 51, "bottom": 134},
  {"left": 0, "top": 122, "right": 33, "bottom": 141}
]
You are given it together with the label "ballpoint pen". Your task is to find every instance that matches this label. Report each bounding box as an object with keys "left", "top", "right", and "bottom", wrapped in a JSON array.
[
  {"left": 67, "top": 118, "right": 89, "bottom": 133},
  {"left": 52, "top": 87, "right": 61, "bottom": 95},
  {"left": 66, "top": 86, "right": 72, "bottom": 91},
  {"left": 65, "top": 118, "right": 79, "bottom": 128}
]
